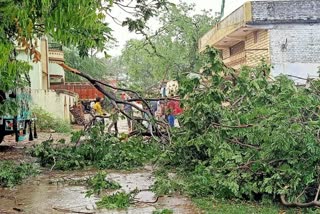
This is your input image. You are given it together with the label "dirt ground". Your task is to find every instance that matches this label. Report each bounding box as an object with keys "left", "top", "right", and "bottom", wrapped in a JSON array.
[
  {"left": 0, "top": 132, "right": 71, "bottom": 162},
  {"left": 0, "top": 118, "right": 129, "bottom": 161}
]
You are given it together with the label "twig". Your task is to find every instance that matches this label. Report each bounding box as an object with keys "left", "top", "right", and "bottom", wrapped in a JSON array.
[
  {"left": 287, "top": 75, "right": 310, "bottom": 81},
  {"left": 315, "top": 183, "right": 320, "bottom": 201},
  {"left": 228, "top": 138, "right": 260, "bottom": 150},
  {"left": 231, "top": 95, "right": 245, "bottom": 107},
  {"left": 296, "top": 187, "right": 307, "bottom": 202},
  {"left": 127, "top": 97, "right": 180, "bottom": 102},
  {"left": 212, "top": 122, "right": 254, "bottom": 129},
  {"left": 50, "top": 157, "right": 56, "bottom": 172},
  {"left": 53, "top": 207, "right": 95, "bottom": 214}
]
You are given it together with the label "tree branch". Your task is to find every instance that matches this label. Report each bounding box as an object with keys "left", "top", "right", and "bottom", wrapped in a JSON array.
[
  {"left": 58, "top": 63, "right": 170, "bottom": 143},
  {"left": 280, "top": 194, "right": 320, "bottom": 208},
  {"left": 212, "top": 122, "right": 254, "bottom": 129},
  {"left": 228, "top": 138, "right": 260, "bottom": 150}
]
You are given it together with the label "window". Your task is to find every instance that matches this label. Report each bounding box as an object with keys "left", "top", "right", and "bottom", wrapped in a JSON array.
[{"left": 229, "top": 41, "right": 245, "bottom": 56}]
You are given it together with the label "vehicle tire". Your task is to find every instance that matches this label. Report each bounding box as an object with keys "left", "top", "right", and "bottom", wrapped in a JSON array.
[{"left": 0, "top": 133, "right": 4, "bottom": 144}]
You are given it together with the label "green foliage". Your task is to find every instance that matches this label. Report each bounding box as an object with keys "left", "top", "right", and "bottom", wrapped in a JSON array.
[
  {"left": 30, "top": 128, "right": 161, "bottom": 170},
  {"left": 96, "top": 192, "right": 132, "bottom": 209},
  {"left": 160, "top": 47, "right": 320, "bottom": 204},
  {"left": 85, "top": 171, "right": 121, "bottom": 197},
  {"left": 32, "top": 107, "right": 71, "bottom": 133},
  {"left": 64, "top": 49, "right": 126, "bottom": 82},
  {"left": 152, "top": 209, "right": 173, "bottom": 214},
  {"left": 0, "top": 0, "right": 168, "bottom": 115},
  {"left": 0, "top": 161, "right": 38, "bottom": 187},
  {"left": 0, "top": 0, "right": 111, "bottom": 115},
  {"left": 121, "top": 3, "right": 217, "bottom": 91}
]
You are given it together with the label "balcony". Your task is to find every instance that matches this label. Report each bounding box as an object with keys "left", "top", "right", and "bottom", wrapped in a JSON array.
[
  {"left": 199, "top": 2, "right": 253, "bottom": 52},
  {"left": 48, "top": 43, "right": 65, "bottom": 84},
  {"left": 48, "top": 43, "right": 64, "bottom": 64}
]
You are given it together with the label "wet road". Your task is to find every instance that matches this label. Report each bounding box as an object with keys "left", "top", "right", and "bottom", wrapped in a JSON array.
[
  {"left": 0, "top": 168, "right": 199, "bottom": 214},
  {"left": 0, "top": 119, "right": 199, "bottom": 214}
]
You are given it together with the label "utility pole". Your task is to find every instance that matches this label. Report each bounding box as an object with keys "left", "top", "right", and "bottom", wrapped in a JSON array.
[{"left": 218, "top": 0, "right": 226, "bottom": 21}]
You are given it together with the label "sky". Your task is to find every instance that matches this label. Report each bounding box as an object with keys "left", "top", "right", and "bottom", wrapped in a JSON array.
[{"left": 107, "top": 0, "right": 246, "bottom": 56}]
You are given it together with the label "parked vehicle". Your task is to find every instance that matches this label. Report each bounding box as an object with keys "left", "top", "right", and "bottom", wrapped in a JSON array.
[{"left": 0, "top": 88, "right": 36, "bottom": 143}]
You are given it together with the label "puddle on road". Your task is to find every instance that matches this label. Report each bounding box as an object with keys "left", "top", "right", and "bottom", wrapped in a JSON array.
[{"left": 0, "top": 169, "right": 199, "bottom": 214}]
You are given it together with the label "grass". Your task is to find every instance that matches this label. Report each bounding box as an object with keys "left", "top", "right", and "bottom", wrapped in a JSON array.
[
  {"left": 193, "top": 198, "right": 279, "bottom": 214},
  {"left": 193, "top": 197, "right": 320, "bottom": 214},
  {"left": 152, "top": 209, "right": 173, "bottom": 214}
]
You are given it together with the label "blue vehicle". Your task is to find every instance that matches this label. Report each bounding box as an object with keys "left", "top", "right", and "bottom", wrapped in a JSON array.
[{"left": 0, "top": 88, "right": 36, "bottom": 143}]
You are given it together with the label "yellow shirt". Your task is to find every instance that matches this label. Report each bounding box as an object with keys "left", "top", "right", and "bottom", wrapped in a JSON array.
[{"left": 93, "top": 102, "right": 103, "bottom": 115}]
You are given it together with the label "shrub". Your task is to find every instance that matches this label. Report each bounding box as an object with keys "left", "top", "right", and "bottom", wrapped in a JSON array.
[{"left": 32, "top": 107, "right": 71, "bottom": 133}]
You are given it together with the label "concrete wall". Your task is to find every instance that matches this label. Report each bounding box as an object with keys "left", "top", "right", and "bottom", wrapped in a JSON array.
[
  {"left": 251, "top": 0, "right": 320, "bottom": 24},
  {"left": 49, "top": 63, "right": 65, "bottom": 81},
  {"left": 16, "top": 51, "right": 43, "bottom": 90},
  {"left": 269, "top": 23, "right": 320, "bottom": 83},
  {"left": 31, "top": 89, "right": 77, "bottom": 121}
]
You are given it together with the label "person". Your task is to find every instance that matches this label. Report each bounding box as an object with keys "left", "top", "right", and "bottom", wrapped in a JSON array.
[
  {"left": 107, "top": 106, "right": 119, "bottom": 136},
  {"left": 92, "top": 97, "right": 103, "bottom": 116},
  {"left": 92, "top": 97, "right": 105, "bottom": 132},
  {"left": 166, "top": 99, "right": 183, "bottom": 128},
  {"left": 150, "top": 100, "right": 158, "bottom": 115},
  {"left": 90, "top": 100, "right": 95, "bottom": 112},
  {"left": 122, "top": 93, "right": 133, "bottom": 132}
]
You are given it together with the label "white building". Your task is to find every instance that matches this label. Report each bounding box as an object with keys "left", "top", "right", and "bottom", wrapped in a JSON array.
[
  {"left": 199, "top": 0, "right": 320, "bottom": 84},
  {"left": 16, "top": 37, "right": 77, "bottom": 121}
]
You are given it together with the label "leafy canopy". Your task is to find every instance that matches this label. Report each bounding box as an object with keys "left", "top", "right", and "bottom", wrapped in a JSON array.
[
  {"left": 121, "top": 3, "right": 217, "bottom": 91},
  {"left": 0, "top": 0, "right": 168, "bottom": 114}
]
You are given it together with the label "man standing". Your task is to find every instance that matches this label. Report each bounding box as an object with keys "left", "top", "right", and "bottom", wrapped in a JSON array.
[
  {"left": 122, "top": 93, "right": 133, "bottom": 133},
  {"left": 166, "top": 99, "right": 183, "bottom": 128},
  {"left": 107, "top": 106, "right": 119, "bottom": 136}
]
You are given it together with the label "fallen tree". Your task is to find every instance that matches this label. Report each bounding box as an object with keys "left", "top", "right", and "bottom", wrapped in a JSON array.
[
  {"left": 159, "top": 47, "right": 320, "bottom": 208},
  {"left": 58, "top": 63, "right": 171, "bottom": 143},
  {"left": 58, "top": 47, "right": 320, "bottom": 208}
]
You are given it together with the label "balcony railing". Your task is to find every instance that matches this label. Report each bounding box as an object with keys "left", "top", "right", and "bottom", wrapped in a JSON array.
[
  {"left": 223, "top": 49, "right": 269, "bottom": 69},
  {"left": 48, "top": 43, "right": 62, "bottom": 51},
  {"left": 48, "top": 42, "right": 64, "bottom": 63},
  {"left": 223, "top": 51, "right": 246, "bottom": 68}
]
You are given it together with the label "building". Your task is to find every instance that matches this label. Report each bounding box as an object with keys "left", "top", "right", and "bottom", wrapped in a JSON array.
[
  {"left": 199, "top": 0, "right": 320, "bottom": 83},
  {"left": 16, "top": 37, "right": 78, "bottom": 121},
  {"left": 51, "top": 82, "right": 105, "bottom": 100}
]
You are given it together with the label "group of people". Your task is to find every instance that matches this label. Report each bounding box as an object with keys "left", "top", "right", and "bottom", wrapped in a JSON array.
[{"left": 88, "top": 92, "right": 183, "bottom": 135}]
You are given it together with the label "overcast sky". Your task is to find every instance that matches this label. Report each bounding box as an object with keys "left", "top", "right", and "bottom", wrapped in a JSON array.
[{"left": 107, "top": 0, "right": 246, "bottom": 56}]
